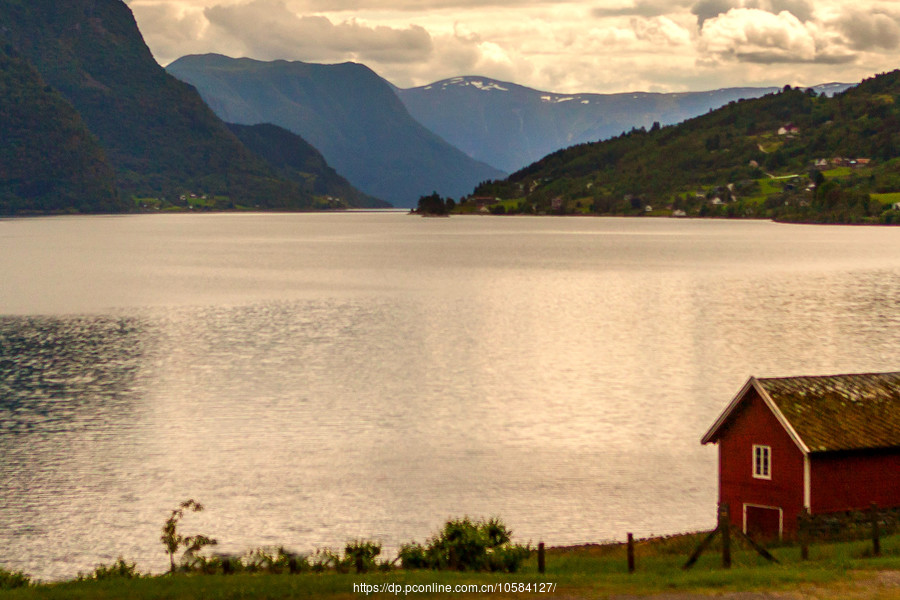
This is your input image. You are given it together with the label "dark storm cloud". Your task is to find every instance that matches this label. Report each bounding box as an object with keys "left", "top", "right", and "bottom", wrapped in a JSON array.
[
  {"left": 692, "top": 0, "right": 738, "bottom": 25},
  {"left": 295, "top": 0, "right": 562, "bottom": 9},
  {"left": 592, "top": 0, "right": 692, "bottom": 18},
  {"left": 691, "top": 0, "right": 814, "bottom": 26},
  {"left": 837, "top": 9, "right": 900, "bottom": 51},
  {"left": 734, "top": 50, "right": 856, "bottom": 64},
  {"left": 204, "top": 0, "right": 433, "bottom": 63},
  {"left": 760, "top": 0, "right": 814, "bottom": 22}
]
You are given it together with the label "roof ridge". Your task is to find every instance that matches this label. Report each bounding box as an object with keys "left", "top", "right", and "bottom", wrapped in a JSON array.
[{"left": 757, "top": 370, "right": 900, "bottom": 383}]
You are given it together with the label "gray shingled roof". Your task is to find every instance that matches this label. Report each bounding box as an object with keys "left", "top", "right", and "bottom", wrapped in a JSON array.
[{"left": 756, "top": 372, "right": 900, "bottom": 453}]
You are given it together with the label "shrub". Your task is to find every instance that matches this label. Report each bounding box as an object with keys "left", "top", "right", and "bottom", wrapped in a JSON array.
[
  {"left": 241, "top": 548, "right": 277, "bottom": 573},
  {"left": 488, "top": 544, "right": 532, "bottom": 573},
  {"left": 283, "top": 549, "right": 311, "bottom": 574},
  {"left": 398, "top": 542, "right": 429, "bottom": 569},
  {"left": 239, "top": 547, "right": 306, "bottom": 574},
  {"left": 400, "top": 517, "right": 531, "bottom": 572},
  {"left": 0, "top": 567, "right": 31, "bottom": 589},
  {"left": 182, "top": 552, "right": 223, "bottom": 575},
  {"left": 344, "top": 540, "right": 382, "bottom": 573},
  {"left": 77, "top": 557, "right": 140, "bottom": 581},
  {"left": 311, "top": 549, "right": 341, "bottom": 573}
]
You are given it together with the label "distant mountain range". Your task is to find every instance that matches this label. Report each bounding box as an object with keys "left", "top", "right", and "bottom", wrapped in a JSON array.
[
  {"left": 167, "top": 54, "right": 506, "bottom": 208},
  {"left": 469, "top": 71, "right": 900, "bottom": 224},
  {"left": 396, "top": 77, "right": 855, "bottom": 173},
  {"left": 0, "top": 0, "right": 867, "bottom": 216},
  {"left": 0, "top": 0, "right": 383, "bottom": 214}
]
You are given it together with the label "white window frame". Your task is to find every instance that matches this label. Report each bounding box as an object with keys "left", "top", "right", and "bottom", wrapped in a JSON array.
[{"left": 752, "top": 444, "right": 771, "bottom": 480}]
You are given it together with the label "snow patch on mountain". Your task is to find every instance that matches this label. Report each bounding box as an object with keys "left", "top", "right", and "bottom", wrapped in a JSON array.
[{"left": 438, "top": 77, "right": 510, "bottom": 92}]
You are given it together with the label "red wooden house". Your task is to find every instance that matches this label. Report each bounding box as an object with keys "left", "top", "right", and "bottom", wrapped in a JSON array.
[{"left": 701, "top": 372, "right": 900, "bottom": 539}]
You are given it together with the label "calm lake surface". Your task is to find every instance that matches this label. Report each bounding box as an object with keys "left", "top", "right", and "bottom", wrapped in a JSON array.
[{"left": 2, "top": 213, "right": 900, "bottom": 579}]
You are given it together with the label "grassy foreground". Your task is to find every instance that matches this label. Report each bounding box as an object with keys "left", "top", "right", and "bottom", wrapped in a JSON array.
[{"left": 4, "top": 533, "right": 900, "bottom": 599}]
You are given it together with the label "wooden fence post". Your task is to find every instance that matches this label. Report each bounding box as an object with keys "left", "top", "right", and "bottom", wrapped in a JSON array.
[
  {"left": 538, "top": 542, "right": 545, "bottom": 574},
  {"left": 720, "top": 503, "right": 732, "bottom": 569},
  {"left": 871, "top": 502, "right": 881, "bottom": 557},
  {"left": 798, "top": 507, "right": 810, "bottom": 561},
  {"left": 683, "top": 528, "right": 717, "bottom": 570},
  {"left": 733, "top": 528, "right": 780, "bottom": 564},
  {"left": 627, "top": 533, "right": 635, "bottom": 574}
]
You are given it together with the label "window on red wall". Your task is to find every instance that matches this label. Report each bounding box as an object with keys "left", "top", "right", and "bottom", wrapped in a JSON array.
[{"left": 753, "top": 445, "right": 771, "bottom": 479}]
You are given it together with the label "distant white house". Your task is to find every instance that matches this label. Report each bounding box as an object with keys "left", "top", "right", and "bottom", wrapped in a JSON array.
[{"left": 778, "top": 123, "right": 800, "bottom": 135}]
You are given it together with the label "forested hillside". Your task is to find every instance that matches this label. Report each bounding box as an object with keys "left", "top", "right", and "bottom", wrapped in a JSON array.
[
  {"left": 469, "top": 71, "right": 900, "bottom": 224},
  {"left": 0, "top": 0, "right": 381, "bottom": 212},
  {"left": 226, "top": 123, "right": 390, "bottom": 209},
  {"left": 0, "top": 45, "right": 122, "bottom": 214}
]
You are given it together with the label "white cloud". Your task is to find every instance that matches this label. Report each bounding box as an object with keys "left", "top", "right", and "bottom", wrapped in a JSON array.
[
  {"left": 698, "top": 8, "right": 849, "bottom": 64},
  {"left": 631, "top": 16, "right": 692, "bottom": 46},
  {"left": 126, "top": 0, "right": 898, "bottom": 93},
  {"left": 202, "top": 0, "right": 433, "bottom": 63}
]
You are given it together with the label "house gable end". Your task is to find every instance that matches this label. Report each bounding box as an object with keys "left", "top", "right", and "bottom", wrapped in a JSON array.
[
  {"left": 702, "top": 377, "right": 810, "bottom": 455},
  {"left": 715, "top": 387, "right": 808, "bottom": 536}
]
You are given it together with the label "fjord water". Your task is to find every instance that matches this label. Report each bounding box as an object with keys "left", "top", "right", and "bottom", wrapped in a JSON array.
[{"left": 2, "top": 213, "right": 900, "bottom": 579}]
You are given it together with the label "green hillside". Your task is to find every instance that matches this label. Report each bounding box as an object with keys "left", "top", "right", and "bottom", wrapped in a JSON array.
[
  {"left": 0, "top": 45, "right": 122, "bottom": 214},
  {"left": 226, "top": 123, "right": 390, "bottom": 209},
  {"left": 469, "top": 71, "right": 900, "bottom": 224}
]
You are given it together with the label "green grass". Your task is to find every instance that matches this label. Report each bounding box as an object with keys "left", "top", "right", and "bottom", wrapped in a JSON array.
[
  {"left": 822, "top": 166, "right": 853, "bottom": 178},
  {"left": 186, "top": 196, "right": 218, "bottom": 209},
  {"left": 5, "top": 533, "right": 900, "bottom": 599},
  {"left": 872, "top": 192, "right": 900, "bottom": 205},
  {"left": 739, "top": 177, "right": 785, "bottom": 206},
  {"left": 498, "top": 198, "right": 522, "bottom": 212},
  {"left": 133, "top": 197, "right": 162, "bottom": 210},
  {"left": 756, "top": 177, "right": 782, "bottom": 196},
  {"left": 753, "top": 134, "right": 783, "bottom": 154}
]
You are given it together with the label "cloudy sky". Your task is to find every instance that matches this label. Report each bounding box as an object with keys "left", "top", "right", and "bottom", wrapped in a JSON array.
[{"left": 126, "top": 0, "right": 900, "bottom": 93}]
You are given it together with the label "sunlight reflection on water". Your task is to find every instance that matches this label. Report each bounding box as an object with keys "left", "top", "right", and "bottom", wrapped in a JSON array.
[{"left": 1, "top": 214, "right": 900, "bottom": 579}]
